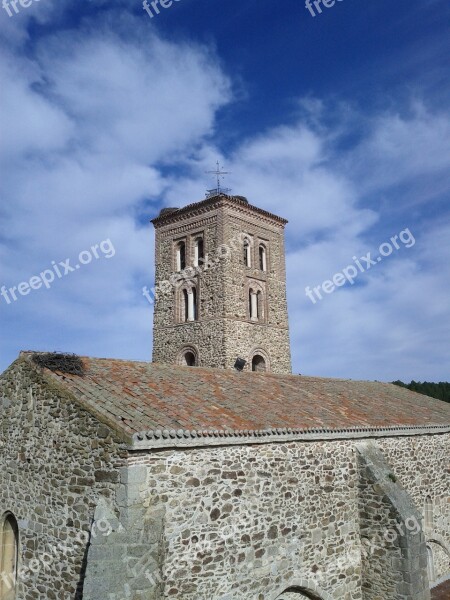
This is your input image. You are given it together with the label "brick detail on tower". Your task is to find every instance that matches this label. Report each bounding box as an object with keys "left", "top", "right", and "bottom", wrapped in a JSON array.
[{"left": 151, "top": 194, "right": 292, "bottom": 374}]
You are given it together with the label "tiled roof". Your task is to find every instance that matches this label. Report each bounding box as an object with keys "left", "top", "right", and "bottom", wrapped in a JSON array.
[
  {"left": 431, "top": 578, "right": 450, "bottom": 600},
  {"left": 20, "top": 354, "right": 450, "bottom": 443}
]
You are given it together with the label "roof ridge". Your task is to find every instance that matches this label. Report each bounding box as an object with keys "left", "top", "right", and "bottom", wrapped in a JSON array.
[
  {"left": 19, "top": 352, "right": 399, "bottom": 384},
  {"left": 20, "top": 351, "right": 150, "bottom": 366}
]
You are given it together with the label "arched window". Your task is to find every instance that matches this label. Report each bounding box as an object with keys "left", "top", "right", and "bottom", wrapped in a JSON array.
[
  {"left": 176, "top": 241, "right": 186, "bottom": 271},
  {"left": 424, "top": 495, "right": 433, "bottom": 529},
  {"left": 0, "top": 513, "right": 18, "bottom": 599},
  {"left": 252, "top": 355, "right": 266, "bottom": 372},
  {"left": 177, "top": 347, "right": 198, "bottom": 367},
  {"left": 193, "top": 237, "right": 204, "bottom": 267},
  {"left": 259, "top": 244, "right": 267, "bottom": 271},
  {"left": 243, "top": 238, "right": 251, "bottom": 267}
]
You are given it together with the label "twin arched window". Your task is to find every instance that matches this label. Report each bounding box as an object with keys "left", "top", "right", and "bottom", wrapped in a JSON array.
[
  {"left": 1, "top": 513, "right": 18, "bottom": 599},
  {"left": 243, "top": 237, "right": 268, "bottom": 271},
  {"left": 176, "top": 237, "right": 204, "bottom": 271}
]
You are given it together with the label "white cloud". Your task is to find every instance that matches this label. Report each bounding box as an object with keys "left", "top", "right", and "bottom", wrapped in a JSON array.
[
  {"left": 0, "top": 13, "right": 231, "bottom": 368},
  {"left": 346, "top": 103, "right": 450, "bottom": 202},
  {"left": 0, "top": 8, "right": 449, "bottom": 383}
]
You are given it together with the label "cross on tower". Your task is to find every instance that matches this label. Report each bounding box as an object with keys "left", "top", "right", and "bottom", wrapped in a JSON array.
[{"left": 205, "top": 161, "right": 231, "bottom": 198}]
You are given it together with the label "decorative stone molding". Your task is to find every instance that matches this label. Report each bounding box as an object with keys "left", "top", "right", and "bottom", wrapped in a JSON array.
[
  {"left": 159, "top": 216, "right": 217, "bottom": 238},
  {"left": 152, "top": 194, "right": 288, "bottom": 228},
  {"left": 130, "top": 424, "right": 450, "bottom": 450}
]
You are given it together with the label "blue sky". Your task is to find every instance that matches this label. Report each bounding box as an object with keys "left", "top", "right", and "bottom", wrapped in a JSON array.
[{"left": 0, "top": 0, "right": 449, "bottom": 381}]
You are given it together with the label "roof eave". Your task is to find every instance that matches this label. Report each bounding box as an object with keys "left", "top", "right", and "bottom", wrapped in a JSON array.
[
  {"left": 19, "top": 353, "right": 134, "bottom": 446},
  {"left": 129, "top": 423, "right": 450, "bottom": 451}
]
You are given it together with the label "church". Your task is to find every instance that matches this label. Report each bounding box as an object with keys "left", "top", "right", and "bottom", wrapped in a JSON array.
[{"left": 0, "top": 191, "right": 449, "bottom": 600}]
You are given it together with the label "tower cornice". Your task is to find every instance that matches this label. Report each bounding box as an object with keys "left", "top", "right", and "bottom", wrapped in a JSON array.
[{"left": 151, "top": 194, "right": 288, "bottom": 228}]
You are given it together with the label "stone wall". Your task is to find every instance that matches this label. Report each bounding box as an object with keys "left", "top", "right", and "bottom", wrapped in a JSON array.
[
  {"left": 428, "top": 542, "right": 449, "bottom": 584},
  {"left": 152, "top": 206, "right": 228, "bottom": 367},
  {"left": 222, "top": 207, "right": 291, "bottom": 373},
  {"left": 356, "top": 442, "right": 429, "bottom": 600},
  {"left": 379, "top": 435, "right": 450, "bottom": 584},
  {"left": 223, "top": 320, "right": 291, "bottom": 374},
  {"left": 153, "top": 319, "right": 227, "bottom": 369},
  {"left": 127, "top": 440, "right": 362, "bottom": 600},
  {"left": 0, "top": 358, "right": 127, "bottom": 600},
  {"left": 125, "top": 433, "right": 449, "bottom": 600},
  {"left": 82, "top": 465, "right": 165, "bottom": 600}
]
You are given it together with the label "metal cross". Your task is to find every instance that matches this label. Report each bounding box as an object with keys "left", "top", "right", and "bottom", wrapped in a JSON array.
[{"left": 205, "top": 161, "right": 231, "bottom": 196}]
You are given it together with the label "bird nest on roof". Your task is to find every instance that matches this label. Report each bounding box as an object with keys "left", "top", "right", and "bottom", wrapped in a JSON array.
[{"left": 31, "top": 352, "right": 85, "bottom": 376}]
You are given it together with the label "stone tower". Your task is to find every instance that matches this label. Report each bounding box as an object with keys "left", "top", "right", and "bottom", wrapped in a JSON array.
[{"left": 151, "top": 193, "right": 291, "bottom": 374}]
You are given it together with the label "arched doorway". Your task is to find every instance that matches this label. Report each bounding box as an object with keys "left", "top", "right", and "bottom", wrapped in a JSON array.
[{"left": 0, "top": 513, "right": 19, "bottom": 599}]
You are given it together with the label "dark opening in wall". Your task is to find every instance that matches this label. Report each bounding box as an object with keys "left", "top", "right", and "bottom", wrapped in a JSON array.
[
  {"left": 252, "top": 355, "right": 266, "bottom": 372},
  {"left": 184, "top": 352, "right": 196, "bottom": 366}
]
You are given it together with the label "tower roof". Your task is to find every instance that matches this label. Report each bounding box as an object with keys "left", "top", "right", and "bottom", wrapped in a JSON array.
[{"left": 151, "top": 193, "right": 288, "bottom": 227}]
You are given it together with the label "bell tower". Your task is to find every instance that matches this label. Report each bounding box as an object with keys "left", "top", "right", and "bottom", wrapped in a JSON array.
[{"left": 151, "top": 193, "right": 291, "bottom": 374}]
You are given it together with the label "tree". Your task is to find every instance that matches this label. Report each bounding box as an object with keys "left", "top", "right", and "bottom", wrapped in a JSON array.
[{"left": 391, "top": 381, "right": 450, "bottom": 404}]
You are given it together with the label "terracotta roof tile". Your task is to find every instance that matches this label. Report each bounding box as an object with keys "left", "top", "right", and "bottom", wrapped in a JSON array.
[
  {"left": 431, "top": 579, "right": 450, "bottom": 600},
  {"left": 19, "top": 354, "right": 450, "bottom": 436}
]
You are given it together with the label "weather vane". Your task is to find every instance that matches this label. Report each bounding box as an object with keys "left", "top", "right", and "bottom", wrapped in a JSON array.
[{"left": 205, "top": 161, "right": 231, "bottom": 198}]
